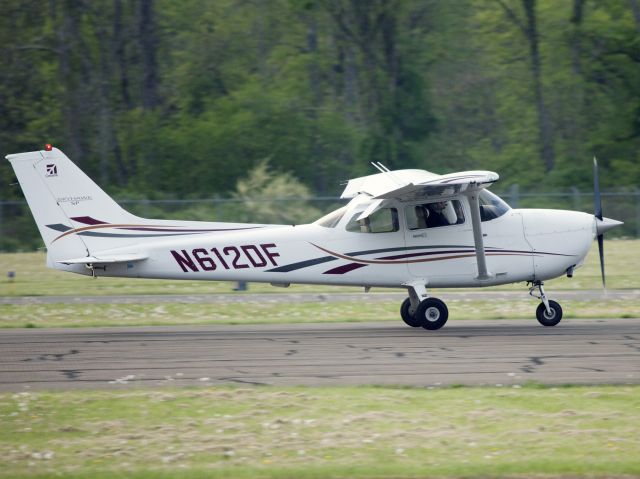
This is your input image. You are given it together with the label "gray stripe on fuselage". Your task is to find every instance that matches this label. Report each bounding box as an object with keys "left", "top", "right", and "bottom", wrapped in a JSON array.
[
  {"left": 267, "top": 245, "right": 478, "bottom": 273},
  {"left": 267, "top": 256, "right": 337, "bottom": 273},
  {"left": 46, "top": 224, "right": 72, "bottom": 232},
  {"left": 78, "top": 232, "right": 197, "bottom": 238}
]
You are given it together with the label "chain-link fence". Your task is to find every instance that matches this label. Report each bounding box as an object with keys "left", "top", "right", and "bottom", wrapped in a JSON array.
[{"left": 1, "top": 188, "right": 638, "bottom": 251}]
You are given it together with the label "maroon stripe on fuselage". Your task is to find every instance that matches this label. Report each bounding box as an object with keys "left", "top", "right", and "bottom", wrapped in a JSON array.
[
  {"left": 323, "top": 263, "right": 368, "bottom": 275},
  {"left": 70, "top": 216, "right": 107, "bottom": 225},
  {"left": 378, "top": 249, "right": 474, "bottom": 261}
]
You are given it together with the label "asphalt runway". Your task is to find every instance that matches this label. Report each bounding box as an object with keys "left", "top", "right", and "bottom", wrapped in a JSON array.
[{"left": 1, "top": 319, "right": 638, "bottom": 392}]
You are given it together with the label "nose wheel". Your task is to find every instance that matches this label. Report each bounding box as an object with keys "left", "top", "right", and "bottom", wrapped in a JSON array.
[{"left": 530, "top": 281, "right": 563, "bottom": 326}]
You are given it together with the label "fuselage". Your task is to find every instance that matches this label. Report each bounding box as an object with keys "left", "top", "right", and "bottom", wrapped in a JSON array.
[{"left": 69, "top": 193, "right": 595, "bottom": 289}]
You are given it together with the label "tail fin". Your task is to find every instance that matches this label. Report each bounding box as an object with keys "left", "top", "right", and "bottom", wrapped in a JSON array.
[
  {"left": 7, "top": 147, "right": 264, "bottom": 272},
  {"left": 7, "top": 147, "right": 142, "bottom": 267}
]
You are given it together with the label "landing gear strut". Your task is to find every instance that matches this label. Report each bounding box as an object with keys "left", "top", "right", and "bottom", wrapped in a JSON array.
[
  {"left": 401, "top": 283, "right": 449, "bottom": 330},
  {"left": 529, "top": 281, "right": 563, "bottom": 326}
]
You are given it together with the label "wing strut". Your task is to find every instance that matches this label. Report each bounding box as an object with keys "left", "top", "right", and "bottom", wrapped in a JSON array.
[{"left": 467, "top": 191, "right": 492, "bottom": 280}]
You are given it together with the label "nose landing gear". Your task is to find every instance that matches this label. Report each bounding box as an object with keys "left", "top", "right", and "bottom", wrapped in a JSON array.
[{"left": 529, "top": 281, "right": 563, "bottom": 326}]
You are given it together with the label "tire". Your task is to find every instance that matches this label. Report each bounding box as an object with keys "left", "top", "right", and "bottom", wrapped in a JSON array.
[
  {"left": 400, "top": 297, "right": 422, "bottom": 327},
  {"left": 536, "top": 300, "right": 563, "bottom": 327},
  {"left": 415, "top": 298, "right": 449, "bottom": 330}
]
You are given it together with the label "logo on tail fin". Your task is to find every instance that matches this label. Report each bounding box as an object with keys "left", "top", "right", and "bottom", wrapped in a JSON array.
[{"left": 45, "top": 164, "right": 58, "bottom": 177}]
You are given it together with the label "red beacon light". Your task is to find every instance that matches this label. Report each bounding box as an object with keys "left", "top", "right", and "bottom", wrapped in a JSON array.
[{"left": 44, "top": 143, "right": 53, "bottom": 151}]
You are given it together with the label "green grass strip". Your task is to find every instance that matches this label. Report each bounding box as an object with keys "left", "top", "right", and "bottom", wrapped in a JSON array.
[
  {"left": 0, "top": 299, "right": 638, "bottom": 328},
  {"left": 1, "top": 385, "right": 639, "bottom": 478}
]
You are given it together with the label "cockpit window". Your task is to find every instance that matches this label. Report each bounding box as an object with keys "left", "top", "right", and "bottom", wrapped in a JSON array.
[
  {"left": 405, "top": 200, "right": 465, "bottom": 230},
  {"left": 479, "top": 190, "right": 510, "bottom": 221},
  {"left": 346, "top": 208, "right": 399, "bottom": 233},
  {"left": 315, "top": 206, "right": 347, "bottom": 228}
]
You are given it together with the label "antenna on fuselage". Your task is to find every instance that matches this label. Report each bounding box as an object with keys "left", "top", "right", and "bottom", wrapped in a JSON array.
[
  {"left": 370, "top": 161, "right": 405, "bottom": 187},
  {"left": 371, "top": 162, "right": 390, "bottom": 173}
]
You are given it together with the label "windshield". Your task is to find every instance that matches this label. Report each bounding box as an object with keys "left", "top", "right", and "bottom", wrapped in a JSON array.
[
  {"left": 314, "top": 206, "right": 348, "bottom": 228},
  {"left": 479, "top": 190, "right": 510, "bottom": 221}
]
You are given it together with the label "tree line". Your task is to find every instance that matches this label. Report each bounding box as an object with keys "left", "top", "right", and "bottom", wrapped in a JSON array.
[{"left": 1, "top": 0, "right": 638, "bottom": 201}]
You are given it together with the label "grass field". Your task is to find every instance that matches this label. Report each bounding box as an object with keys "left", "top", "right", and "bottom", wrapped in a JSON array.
[
  {"left": 1, "top": 385, "right": 639, "bottom": 479},
  {"left": 1, "top": 298, "right": 639, "bottom": 328},
  {"left": 1, "top": 245, "right": 638, "bottom": 479},
  {"left": 1, "top": 240, "right": 638, "bottom": 328},
  {"left": 1, "top": 240, "right": 639, "bottom": 298}
]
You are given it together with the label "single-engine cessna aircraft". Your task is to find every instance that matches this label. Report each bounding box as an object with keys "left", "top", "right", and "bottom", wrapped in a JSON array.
[{"left": 7, "top": 145, "right": 622, "bottom": 330}]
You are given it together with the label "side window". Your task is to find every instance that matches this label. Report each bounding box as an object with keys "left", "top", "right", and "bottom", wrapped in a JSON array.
[
  {"left": 346, "top": 208, "right": 399, "bottom": 233},
  {"left": 405, "top": 200, "right": 464, "bottom": 230}
]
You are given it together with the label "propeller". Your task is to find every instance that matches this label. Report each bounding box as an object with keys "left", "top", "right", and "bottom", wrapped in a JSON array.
[
  {"left": 593, "top": 157, "right": 605, "bottom": 287},
  {"left": 593, "top": 157, "right": 623, "bottom": 288}
]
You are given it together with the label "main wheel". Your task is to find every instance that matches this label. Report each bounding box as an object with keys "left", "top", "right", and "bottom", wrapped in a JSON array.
[
  {"left": 415, "top": 298, "right": 449, "bottom": 330},
  {"left": 400, "top": 297, "right": 422, "bottom": 327},
  {"left": 536, "top": 300, "right": 563, "bottom": 327}
]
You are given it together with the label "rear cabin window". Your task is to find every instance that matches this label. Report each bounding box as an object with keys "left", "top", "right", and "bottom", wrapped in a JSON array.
[
  {"left": 405, "top": 200, "right": 464, "bottom": 230},
  {"left": 346, "top": 208, "right": 399, "bottom": 233}
]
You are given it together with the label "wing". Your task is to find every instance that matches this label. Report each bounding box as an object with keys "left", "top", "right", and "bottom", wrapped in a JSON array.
[{"left": 373, "top": 171, "right": 499, "bottom": 201}]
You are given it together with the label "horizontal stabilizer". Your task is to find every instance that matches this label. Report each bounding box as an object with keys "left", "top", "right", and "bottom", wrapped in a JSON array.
[{"left": 58, "top": 253, "right": 149, "bottom": 265}]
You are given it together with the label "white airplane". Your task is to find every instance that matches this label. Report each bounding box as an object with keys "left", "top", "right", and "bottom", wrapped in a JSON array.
[{"left": 7, "top": 145, "right": 622, "bottom": 330}]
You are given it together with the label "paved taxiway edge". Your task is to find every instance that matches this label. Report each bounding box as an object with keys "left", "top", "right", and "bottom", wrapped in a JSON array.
[{"left": 0, "top": 318, "right": 638, "bottom": 392}]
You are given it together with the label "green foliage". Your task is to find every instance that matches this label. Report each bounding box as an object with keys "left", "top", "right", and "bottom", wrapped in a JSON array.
[{"left": 231, "top": 159, "right": 321, "bottom": 224}]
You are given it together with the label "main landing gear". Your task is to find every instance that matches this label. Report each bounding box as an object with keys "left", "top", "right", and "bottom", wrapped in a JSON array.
[
  {"left": 400, "top": 281, "right": 563, "bottom": 330},
  {"left": 400, "top": 284, "right": 449, "bottom": 330},
  {"left": 529, "top": 281, "right": 563, "bottom": 327}
]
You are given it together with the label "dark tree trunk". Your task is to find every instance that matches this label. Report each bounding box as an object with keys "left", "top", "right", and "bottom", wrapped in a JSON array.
[
  {"left": 566, "top": 0, "right": 586, "bottom": 160},
  {"left": 95, "top": 18, "right": 112, "bottom": 186},
  {"left": 255, "top": 0, "right": 268, "bottom": 82},
  {"left": 381, "top": 4, "right": 401, "bottom": 165},
  {"left": 113, "top": 0, "right": 132, "bottom": 109},
  {"left": 138, "top": 0, "right": 159, "bottom": 110},
  {"left": 497, "top": 0, "right": 556, "bottom": 171},
  {"left": 305, "top": 10, "right": 327, "bottom": 193},
  {"left": 570, "top": 0, "right": 585, "bottom": 75},
  {"left": 57, "top": 1, "right": 85, "bottom": 164},
  {"left": 522, "top": 0, "right": 555, "bottom": 172},
  {"left": 630, "top": 0, "right": 640, "bottom": 33}
]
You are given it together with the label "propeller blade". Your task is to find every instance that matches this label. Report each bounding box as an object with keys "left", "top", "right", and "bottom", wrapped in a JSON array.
[
  {"left": 597, "top": 233, "right": 605, "bottom": 288},
  {"left": 593, "top": 156, "right": 603, "bottom": 220}
]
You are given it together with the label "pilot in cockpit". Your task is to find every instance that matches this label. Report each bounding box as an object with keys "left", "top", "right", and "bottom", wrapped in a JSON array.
[
  {"left": 415, "top": 205, "right": 429, "bottom": 229},
  {"left": 427, "top": 202, "right": 450, "bottom": 227}
]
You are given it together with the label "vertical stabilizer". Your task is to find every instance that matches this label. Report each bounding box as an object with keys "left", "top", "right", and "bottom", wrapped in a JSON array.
[{"left": 6, "top": 147, "right": 137, "bottom": 267}]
